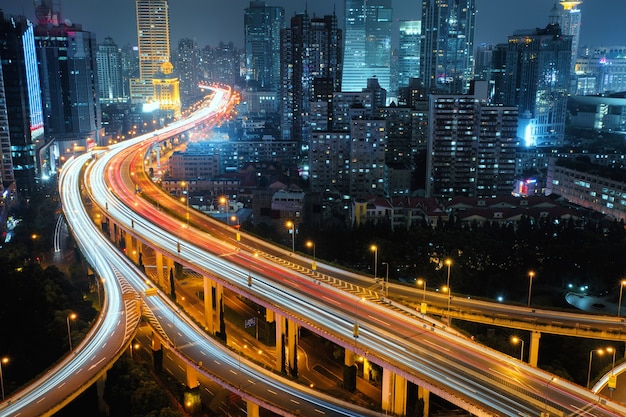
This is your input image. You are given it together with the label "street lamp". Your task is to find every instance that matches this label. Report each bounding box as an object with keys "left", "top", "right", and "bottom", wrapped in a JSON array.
[
  {"left": 219, "top": 196, "right": 229, "bottom": 222},
  {"left": 67, "top": 313, "right": 77, "bottom": 351},
  {"left": 416, "top": 278, "right": 426, "bottom": 302},
  {"left": 528, "top": 271, "right": 535, "bottom": 307},
  {"left": 285, "top": 221, "right": 295, "bottom": 253},
  {"left": 543, "top": 376, "right": 557, "bottom": 417},
  {"left": 587, "top": 348, "right": 607, "bottom": 389},
  {"left": 181, "top": 181, "right": 189, "bottom": 225},
  {"left": 370, "top": 245, "right": 378, "bottom": 282},
  {"left": 382, "top": 262, "right": 389, "bottom": 298},
  {"left": 511, "top": 336, "right": 525, "bottom": 361},
  {"left": 231, "top": 215, "right": 240, "bottom": 242},
  {"left": 0, "top": 357, "right": 8, "bottom": 401},
  {"left": 445, "top": 259, "right": 452, "bottom": 320},
  {"left": 306, "top": 240, "right": 316, "bottom": 270},
  {"left": 618, "top": 280, "right": 626, "bottom": 316}
]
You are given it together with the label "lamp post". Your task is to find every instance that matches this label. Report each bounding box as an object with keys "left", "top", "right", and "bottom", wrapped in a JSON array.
[
  {"left": 286, "top": 221, "right": 295, "bottom": 252},
  {"left": 181, "top": 181, "right": 189, "bottom": 225},
  {"left": 67, "top": 313, "right": 77, "bottom": 351},
  {"left": 528, "top": 271, "right": 535, "bottom": 307},
  {"left": 382, "top": 262, "right": 389, "bottom": 298},
  {"left": 306, "top": 240, "right": 316, "bottom": 270},
  {"left": 370, "top": 245, "right": 378, "bottom": 282},
  {"left": 511, "top": 336, "right": 525, "bottom": 361},
  {"left": 219, "top": 196, "right": 229, "bottom": 223},
  {"left": 417, "top": 278, "right": 426, "bottom": 302},
  {"left": 618, "top": 280, "right": 626, "bottom": 316},
  {"left": 587, "top": 348, "right": 606, "bottom": 389},
  {"left": 0, "top": 357, "right": 8, "bottom": 401},
  {"left": 445, "top": 259, "right": 452, "bottom": 320},
  {"left": 543, "top": 377, "right": 557, "bottom": 417}
]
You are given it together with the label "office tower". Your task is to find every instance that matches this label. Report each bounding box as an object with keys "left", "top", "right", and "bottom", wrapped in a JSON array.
[
  {"left": 342, "top": 0, "right": 393, "bottom": 93},
  {"left": 174, "top": 38, "right": 200, "bottom": 104},
  {"left": 34, "top": 1, "right": 102, "bottom": 154},
  {"left": 398, "top": 20, "right": 421, "bottom": 88},
  {"left": 0, "top": 11, "right": 45, "bottom": 194},
  {"left": 427, "top": 86, "right": 518, "bottom": 199},
  {"left": 349, "top": 118, "right": 387, "bottom": 198},
  {"left": 201, "top": 42, "right": 241, "bottom": 86},
  {"left": 550, "top": 1, "right": 582, "bottom": 73},
  {"left": 244, "top": 1, "right": 284, "bottom": 91},
  {"left": 474, "top": 43, "right": 495, "bottom": 82},
  {"left": 575, "top": 46, "right": 626, "bottom": 95},
  {"left": 97, "top": 36, "right": 125, "bottom": 103},
  {"left": 420, "top": 0, "right": 476, "bottom": 94},
  {"left": 503, "top": 23, "right": 571, "bottom": 148},
  {"left": 130, "top": 0, "right": 170, "bottom": 103},
  {"left": 280, "top": 11, "right": 342, "bottom": 149}
]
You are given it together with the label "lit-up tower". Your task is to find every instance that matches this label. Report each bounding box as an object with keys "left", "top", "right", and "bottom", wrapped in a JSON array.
[
  {"left": 244, "top": 1, "right": 284, "bottom": 91},
  {"left": 551, "top": 1, "right": 582, "bottom": 73},
  {"left": 34, "top": 0, "right": 102, "bottom": 159},
  {"left": 341, "top": 0, "right": 393, "bottom": 93},
  {"left": 398, "top": 20, "right": 421, "bottom": 88},
  {"left": 97, "top": 36, "right": 125, "bottom": 103},
  {"left": 420, "top": 0, "right": 476, "bottom": 94},
  {"left": 0, "top": 11, "right": 45, "bottom": 194},
  {"left": 503, "top": 23, "right": 572, "bottom": 148},
  {"left": 280, "top": 10, "right": 342, "bottom": 150},
  {"left": 130, "top": 0, "right": 171, "bottom": 103},
  {"left": 174, "top": 38, "right": 200, "bottom": 104},
  {"left": 152, "top": 62, "right": 181, "bottom": 119}
]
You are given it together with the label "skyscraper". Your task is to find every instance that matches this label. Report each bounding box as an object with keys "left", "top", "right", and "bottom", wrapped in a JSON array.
[
  {"left": 426, "top": 86, "right": 518, "bottom": 199},
  {"left": 174, "top": 38, "right": 200, "bottom": 104},
  {"left": 503, "top": 23, "right": 572, "bottom": 148},
  {"left": 420, "top": 0, "right": 476, "bottom": 94},
  {"left": 97, "top": 36, "right": 125, "bottom": 103},
  {"left": 398, "top": 20, "right": 421, "bottom": 89},
  {"left": 280, "top": 11, "right": 342, "bottom": 149},
  {"left": 130, "top": 0, "right": 171, "bottom": 103},
  {"left": 0, "top": 11, "right": 45, "bottom": 194},
  {"left": 34, "top": 1, "right": 102, "bottom": 153},
  {"left": 244, "top": 1, "right": 284, "bottom": 91},
  {"left": 551, "top": 1, "right": 582, "bottom": 73},
  {"left": 341, "top": 0, "right": 392, "bottom": 93}
]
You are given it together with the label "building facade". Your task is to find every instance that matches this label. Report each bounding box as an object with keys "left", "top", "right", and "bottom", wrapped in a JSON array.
[
  {"left": 420, "top": 0, "right": 476, "bottom": 94},
  {"left": 97, "top": 36, "right": 125, "bottom": 103},
  {"left": 244, "top": 1, "right": 284, "bottom": 91},
  {"left": 341, "top": 0, "right": 393, "bottom": 93}
]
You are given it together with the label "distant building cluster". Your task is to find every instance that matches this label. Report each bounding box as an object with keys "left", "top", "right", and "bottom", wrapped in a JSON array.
[{"left": 2, "top": 0, "right": 626, "bottom": 231}]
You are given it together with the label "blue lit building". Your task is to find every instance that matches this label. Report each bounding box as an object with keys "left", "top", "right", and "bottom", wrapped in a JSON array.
[
  {"left": 0, "top": 10, "right": 45, "bottom": 195},
  {"left": 420, "top": 0, "right": 476, "bottom": 94},
  {"left": 341, "top": 0, "right": 392, "bottom": 93},
  {"left": 244, "top": 1, "right": 284, "bottom": 91},
  {"left": 397, "top": 20, "right": 421, "bottom": 89}
]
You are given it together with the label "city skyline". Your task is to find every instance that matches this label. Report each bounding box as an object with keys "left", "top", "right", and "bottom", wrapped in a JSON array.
[{"left": 1, "top": 0, "right": 624, "bottom": 49}]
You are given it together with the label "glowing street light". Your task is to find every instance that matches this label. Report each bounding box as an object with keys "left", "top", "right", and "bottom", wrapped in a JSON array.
[
  {"left": 67, "top": 313, "right": 77, "bottom": 351},
  {"left": 306, "top": 240, "right": 316, "bottom": 270},
  {"left": 370, "top": 245, "right": 378, "bottom": 282},
  {"left": 527, "top": 271, "right": 535, "bottom": 307},
  {"left": 587, "top": 348, "right": 608, "bottom": 389},
  {"left": 511, "top": 336, "right": 525, "bottom": 361},
  {"left": 445, "top": 259, "right": 452, "bottom": 320},
  {"left": 286, "top": 221, "right": 295, "bottom": 252},
  {"left": 0, "top": 357, "right": 8, "bottom": 401}
]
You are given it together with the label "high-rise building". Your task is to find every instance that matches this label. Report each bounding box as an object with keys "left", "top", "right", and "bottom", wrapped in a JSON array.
[
  {"left": 575, "top": 46, "right": 626, "bottom": 95},
  {"left": 398, "top": 20, "right": 421, "bottom": 89},
  {"left": 420, "top": 0, "right": 476, "bottom": 94},
  {"left": 426, "top": 85, "right": 519, "bottom": 199},
  {"left": 130, "top": 0, "right": 171, "bottom": 103},
  {"left": 342, "top": 0, "right": 393, "bottom": 93},
  {"left": 201, "top": 42, "right": 241, "bottom": 86},
  {"left": 349, "top": 118, "right": 387, "bottom": 198},
  {"left": 34, "top": 1, "right": 102, "bottom": 158},
  {"left": 244, "top": 1, "right": 284, "bottom": 91},
  {"left": 0, "top": 11, "right": 45, "bottom": 194},
  {"left": 502, "top": 23, "right": 572, "bottom": 148},
  {"left": 550, "top": 1, "right": 582, "bottom": 73},
  {"left": 280, "top": 11, "right": 342, "bottom": 149},
  {"left": 174, "top": 38, "right": 200, "bottom": 104},
  {"left": 97, "top": 36, "right": 126, "bottom": 103}
]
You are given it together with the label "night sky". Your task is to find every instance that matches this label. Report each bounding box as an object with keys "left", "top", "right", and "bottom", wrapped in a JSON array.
[{"left": 1, "top": 0, "right": 624, "bottom": 50}]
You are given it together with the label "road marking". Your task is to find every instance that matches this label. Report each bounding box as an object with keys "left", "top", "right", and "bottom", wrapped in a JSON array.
[{"left": 267, "top": 389, "right": 277, "bottom": 395}]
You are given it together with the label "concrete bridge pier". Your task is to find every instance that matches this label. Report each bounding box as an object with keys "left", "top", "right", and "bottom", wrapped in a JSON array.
[
  {"left": 275, "top": 314, "right": 298, "bottom": 376},
  {"left": 344, "top": 348, "right": 357, "bottom": 391},
  {"left": 203, "top": 276, "right": 223, "bottom": 335},
  {"left": 529, "top": 331, "right": 541, "bottom": 367},
  {"left": 382, "top": 368, "right": 407, "bottom": 416},
  {"left": 246, "top": 401, "right": 259, "bottom": 417},
  {"left": 418, "top": 385, "right": 430, "bottom": 417}
]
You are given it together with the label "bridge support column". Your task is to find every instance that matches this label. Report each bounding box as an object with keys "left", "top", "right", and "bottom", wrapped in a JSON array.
[
  {"left": 344, "top": 349, "right": 357, "bottom": 391},
  {"left": 124, "top": 231, "right": 134, "bottom": 260},
  {"left": 96, "top": 373, "right": 109, "bottom": 415},
  {"left": 246, "top": 401, "right": 259, "bottom": 417},
  {"left": 382, "top": 368, "right": 407, "bottom": 417},
  {"left": 418, "top": 385, "right": 430, "bottom": 417},
  {"left": 151, "top": 333, "right": 163, "bottom": 372},
  {"left": 155, "top": 251, "right": 164, "bottom": 288},
  {"left": 529, "top": 331, "right": 541, "bottom": 367},
  {"left": 183, "top": 364, "right": 201, "bottom": 415},
  {"left": 275, "top": 314, "right": 298, "bottom": 376},
  {"left": 203, "top": 276, "right": 222, "bottom": 335}
]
